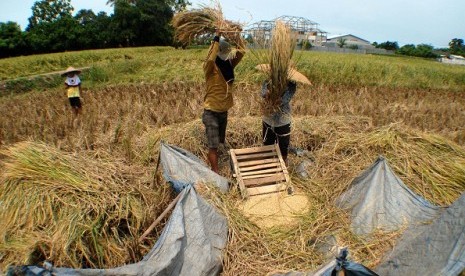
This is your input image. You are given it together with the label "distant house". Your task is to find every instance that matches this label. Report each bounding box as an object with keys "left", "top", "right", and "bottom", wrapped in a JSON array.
[
  {"left": 439, "top": 54, "right": 465, "bottom": 66},
  {"left": 325, "top": 34, "right": 375, "bottom": 50}
]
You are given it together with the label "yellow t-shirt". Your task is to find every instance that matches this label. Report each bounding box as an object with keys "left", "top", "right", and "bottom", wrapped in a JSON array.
[
  {"left": 203, "top": 42, "right": 244, "bottom": 112},
  {"left": 67, "top": 86, "right": 80, "bottom": 98}
]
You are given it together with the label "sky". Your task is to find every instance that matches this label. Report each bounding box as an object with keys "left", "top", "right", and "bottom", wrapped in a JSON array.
[{"left": 0, "top": 0, "right": 463, "bottom": 48}]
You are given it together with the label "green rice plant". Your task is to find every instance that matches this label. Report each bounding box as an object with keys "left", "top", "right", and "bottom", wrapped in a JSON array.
[
  {"left": 113, "top": 59, "right": 144, "bottom": 75},
  {"left": 297, "top": 51, "right": 465, "bottom": 90},
  {"left": 84, "top": 66, "right": 109, "bottom": 83},
  {"left": 2, "top": 46, "right": 464, "bottom": 95}
]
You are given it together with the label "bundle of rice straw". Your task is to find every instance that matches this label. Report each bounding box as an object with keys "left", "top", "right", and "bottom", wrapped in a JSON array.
[
  {"left": 255, "top": 21, "right": 298, "bottom": 115},
  {"left": 0, "top": 141, "right": 170, "bottom": 270},
  {"left": 171, "top": 2, "right": 244, "bottom": 46}
]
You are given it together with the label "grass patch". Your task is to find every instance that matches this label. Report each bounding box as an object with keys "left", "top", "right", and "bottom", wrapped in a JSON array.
[{"left": 1, "top": 47, "right": 464, "bottom": 95}]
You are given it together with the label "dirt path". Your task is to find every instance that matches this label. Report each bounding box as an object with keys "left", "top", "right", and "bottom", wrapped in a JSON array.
[{"left": 1, "top": 66, "right": 91, "bottom": 82}]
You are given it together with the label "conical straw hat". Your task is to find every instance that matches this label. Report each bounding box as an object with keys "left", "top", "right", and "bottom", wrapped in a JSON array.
[
  {"left": 255, "top": 64, "right": 312, "bottom": 85},
  {"left": 61, "top": 66, "right": 82, "bottom": 77}
]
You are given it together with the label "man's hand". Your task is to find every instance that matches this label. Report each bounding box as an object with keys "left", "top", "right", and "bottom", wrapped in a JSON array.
[
  {"left": 215, "top": 28, "right": 222, "bottom": 38},
  {"left": 213, "top": 29, "right": 222, "bottom": 43}
]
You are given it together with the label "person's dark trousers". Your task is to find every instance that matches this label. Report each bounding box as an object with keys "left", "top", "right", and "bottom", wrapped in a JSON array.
[{"left": 262, "top": 121, "right": 291, "bottom": 160}]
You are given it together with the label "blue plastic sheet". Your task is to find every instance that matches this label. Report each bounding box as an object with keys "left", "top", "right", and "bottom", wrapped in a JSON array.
[
  {"left": 336, "top": 156, "right": 440, "bottom": 235},
  {"left": 159, "top": 142, "right": 229, "bottom": 193},
  {"left": 272, "top": 248, "right": 378, "bottom": 276},
  {"left": 7, "top": 143, "right": 229, "bottom": 276},
  {"left": 376, "top": 192, "right": 465, "bottom": 275}
]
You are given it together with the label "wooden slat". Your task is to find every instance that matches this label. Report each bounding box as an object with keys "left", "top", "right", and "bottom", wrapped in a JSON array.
[
  {"left": 229, "top": 150, "right": 248, "bottom": 198},
  {"left": 230, "top": 145, "right": 291, "bottom": 198},
  {"left": 247, "top": 183, "right": 287, "bottom": 196},
  {"left": 240, "top": 163, "right": 280, "bottom": 172},
  {"left": 238, "top": 157, "right": 280, "bottom": 167},
  {"left": 243, "top": 174, "right": 286, "bottom": 186},
  {"left": 275, "top": 144, "right": 291, "bottom": 184},
  {"left": 240, "top": 167, "right": 283, "bottom": 177},
  {"left": 231, "top": 145, "right": 276, "bottom": 155},
  {"left": 242, "top": 173, "right": 281, "bottom": 180},
  {"left": 235, "top": 152, "right": 277, "bottom": 160}
]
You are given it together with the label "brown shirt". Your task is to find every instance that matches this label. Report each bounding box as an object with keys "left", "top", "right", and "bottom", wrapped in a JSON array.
[{"left": 203, "top": 41, "right": 244, "bottom": 112}]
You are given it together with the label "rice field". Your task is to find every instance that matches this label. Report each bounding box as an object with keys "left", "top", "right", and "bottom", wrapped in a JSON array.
[{"left": 1, "top": 46, "right": 465, "bottom": 274}]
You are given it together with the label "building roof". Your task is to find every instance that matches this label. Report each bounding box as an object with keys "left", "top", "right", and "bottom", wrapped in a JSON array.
[
  {"left": 450, "top": 54, "right": 465, "bottom": 60},
  {"left": 327, "top": 34, "right": 370, "bottom": 44},
  {"left": 246, "top": 15, "right": 327, "bottom": 34}
]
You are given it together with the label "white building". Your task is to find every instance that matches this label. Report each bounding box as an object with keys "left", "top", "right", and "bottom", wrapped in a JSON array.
[
  {"left": 325, "top": 34, "right": 375, "bottom": 50},
  {"left": 440, "top": 54, "right": 465, "bottom": 66}
]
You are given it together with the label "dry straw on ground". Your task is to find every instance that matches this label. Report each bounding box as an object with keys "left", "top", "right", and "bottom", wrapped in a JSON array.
[
  {"left": 2, "top": 82, "right": 465, "bottom": 150},
  {"left": 134, "top": 115, "right": 465, "bottom": 274},
  {"left": 1, "top": 40, "right": 464, "bottom": 274},
  {"left": 2, "top": 101, "right": 465, "bottom": 273},
  {"left": 0, "top": 141, "right": 172, "bottom": 271},
  {"left": 1, "top": 116, "right": 465, "bottom": 274},
  {"left": 312, "top": 123, "right": 465, "bottom": 205}
]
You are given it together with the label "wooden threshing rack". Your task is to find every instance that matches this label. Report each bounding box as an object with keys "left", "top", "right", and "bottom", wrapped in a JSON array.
[{"left": 230, "top": 144, "right": 291, "bottom": 198}]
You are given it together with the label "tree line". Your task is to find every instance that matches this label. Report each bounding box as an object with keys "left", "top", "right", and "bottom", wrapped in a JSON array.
[
  {"left": 0, "top": 0, "right": 189, "bottom": 58},
  {"left": 372, "top": 39, "right": 465, "bottom": 59},
  {"left": 1, "top": 0, "right": 464, "bottom": 59}
]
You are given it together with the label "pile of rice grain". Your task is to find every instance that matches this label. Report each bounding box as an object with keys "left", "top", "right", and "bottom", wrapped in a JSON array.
[{"left": 238, "top": 191, "right": 309, "bottom": 228}]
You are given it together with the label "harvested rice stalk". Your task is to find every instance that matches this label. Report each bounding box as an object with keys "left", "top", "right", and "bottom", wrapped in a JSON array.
[
  {"left": 311, "top": 123, "right": 465, "bottom": 206},
  {"left": 0, "top": 141, "right": 171, "bottom": 270},
  {"left": 172, "top": 2, "right": 244, "bottom": 46},
  {"left": 269, "top": 21, "right": 296, "bottom": 103},
  {"left": 249, "top": 21, "right": 298, "bottom": 115}
]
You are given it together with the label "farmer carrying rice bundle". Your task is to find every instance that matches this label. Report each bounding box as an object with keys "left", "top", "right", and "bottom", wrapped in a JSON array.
[
  {"left": 255, "top": 21, "right": 312, "bottom": 164},
  {"left": 172, "top": 2, "right": 246, "bottom": 173},
  {"left": 202, "top": 30, "right": 245, "bottom": 173}
]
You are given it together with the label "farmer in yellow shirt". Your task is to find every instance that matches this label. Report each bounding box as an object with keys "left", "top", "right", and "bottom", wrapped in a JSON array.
[
  {"left": 61, "top": 66, "right": 82, "bottom": 116},
  {"left": 202, "top": 31, "right": 245, "bottom": 173}
]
